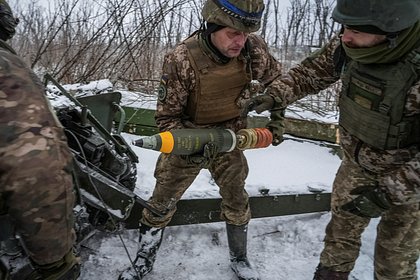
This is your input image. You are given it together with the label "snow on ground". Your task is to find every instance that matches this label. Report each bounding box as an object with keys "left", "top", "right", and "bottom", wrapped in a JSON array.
[
  {"left": 78, "top": 133, "right": 419, "bottom": 280},
  {"left": 46, "top": 81, "right": 418, "bottom": 279}
]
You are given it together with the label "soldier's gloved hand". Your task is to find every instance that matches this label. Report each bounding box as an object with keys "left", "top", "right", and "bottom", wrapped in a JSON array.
[
  {"left": 30, "top": 249, "right": 81, "bottom": 280},
  {"left": 241, "top": 94, "right": 275, "bottom": 117},
  {"left": 341, "top": 186, "right": 392, "bottom": 218},
  {"left": 267, "top": 108, "right": 285, "bottom": 146},
  {"left": 185, "top": 142, "right": 219, "bottom": 169}
]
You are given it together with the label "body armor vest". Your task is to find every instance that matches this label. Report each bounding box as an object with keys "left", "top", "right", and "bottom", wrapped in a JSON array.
[
  {"left": 339, "top": 47, "right": 420, "bottom": 150},
  {"left": 183, "top": 36, "right": 250, "bottom": 125}
]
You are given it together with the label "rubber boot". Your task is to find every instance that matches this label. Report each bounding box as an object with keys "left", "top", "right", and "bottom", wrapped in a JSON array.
[
  {"left": 226, "top": 223, "right": 260, "bottom": 280},
  {"left": 313, "top": 264, "right": 350, "bottom": 280},
  {"left": 118, "top": 223, "right": 164, "bottom": 280}
]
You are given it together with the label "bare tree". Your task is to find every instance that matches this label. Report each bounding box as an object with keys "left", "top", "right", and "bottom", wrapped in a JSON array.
[
  {"left": 10, "top": 0, "right": 338, "bottom": 96},
  {"left": 309, "top": 0, "right": 336, "bottom": 47},
  {"left": 260, "top": 0, "right": 270, "bottom": 39}
]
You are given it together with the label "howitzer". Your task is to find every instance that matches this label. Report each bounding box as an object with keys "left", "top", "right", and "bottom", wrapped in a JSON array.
[{"left": 43, "top": 74, "right": 164, "bottom": 229}]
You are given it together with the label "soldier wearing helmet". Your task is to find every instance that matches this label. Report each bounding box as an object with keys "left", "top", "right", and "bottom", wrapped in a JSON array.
[
  {"left": 0, "top": 1, "right": 80, "bottom": 279},
  {"left": 244, "top": 0, "right": 420, "bottom": 279},
  {"left": 118, "top": 1, "right": 283, "bottom": 279}
]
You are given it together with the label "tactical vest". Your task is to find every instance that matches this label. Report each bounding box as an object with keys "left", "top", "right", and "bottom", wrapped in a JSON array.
[
  {"left": 183, "top": 37, "right": 251, "bottom": 125},
  {"left": 339, "top": 47, "right": 420, "bottom": 150}
]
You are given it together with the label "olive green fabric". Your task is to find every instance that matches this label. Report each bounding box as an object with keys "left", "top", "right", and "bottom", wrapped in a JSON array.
[
  {"left": 332, "top": 0, "right": 420, "bottom": 33},
  {"left": 201, "top": 0, "right": 264, "bottom": 32},
  {"left": 342, "top": 21, "right": 420, "bottom": 64},
  {"left": 267, "top": 108, "right": 285, "bottom": 146}
]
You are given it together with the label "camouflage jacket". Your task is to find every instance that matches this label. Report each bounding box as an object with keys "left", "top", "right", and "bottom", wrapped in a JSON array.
[
  {"left": 155, "top": 33, "right": 282, "bottom": 132},
  {"left": 267, "top": 36, "right": 420, "bottom": 205},
  {"left": 0, "top": 41, "right": 75, "bottom": 265}
]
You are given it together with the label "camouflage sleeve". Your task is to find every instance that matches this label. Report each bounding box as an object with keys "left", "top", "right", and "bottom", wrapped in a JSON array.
[
  {"left": 381, "top": 81, "right": 420, "bottom": 205},
  {"left": 247, "top": 34, "right": 283, "bottom": 85},
  {"left": 0, "top": 50, "right": 75, "bottom": 265},
  {"left": 267, "top": 36, "right": 342, "bottom": 107},
  {"left": 155, "top": 44, "right": 196, "bottom": 131}
]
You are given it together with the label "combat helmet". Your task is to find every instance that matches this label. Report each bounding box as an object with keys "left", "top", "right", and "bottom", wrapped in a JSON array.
[
  {"left": 0, "top": 0, "right": 18, "bottom": 41},
  {"left": 332, "top": 0, "right": 420, "bottom": 34},
  {"left": 202, "top": 0, "right": 265, "bottom": 33}
]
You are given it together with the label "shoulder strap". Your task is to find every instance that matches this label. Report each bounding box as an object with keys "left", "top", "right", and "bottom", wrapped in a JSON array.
[
  {"left": 241, "top": 39, "right": 253, "bottom": 80},
  {"left": 184, "top": 35, "right": 210, "bottom": 74}
]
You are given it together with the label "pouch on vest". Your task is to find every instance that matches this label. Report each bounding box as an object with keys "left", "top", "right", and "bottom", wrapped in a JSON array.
[{"left": 339, "top": 47, "right": 420, "bottom": 150}]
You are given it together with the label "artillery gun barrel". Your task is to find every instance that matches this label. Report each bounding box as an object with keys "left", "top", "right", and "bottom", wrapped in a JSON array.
[{"left": 133, "top": 128, "right": 273, "bottom": 155}]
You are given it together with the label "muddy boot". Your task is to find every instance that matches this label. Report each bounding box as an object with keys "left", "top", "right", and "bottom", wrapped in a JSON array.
[
  {"left": 118, "top": 223, "right": 164, "bottom": 280},
  {"left": 226, "top": 223, "right": 260, "bottom": 280},
  {"left": 313, "top": 264, "right": 350, "bottom": 280}
]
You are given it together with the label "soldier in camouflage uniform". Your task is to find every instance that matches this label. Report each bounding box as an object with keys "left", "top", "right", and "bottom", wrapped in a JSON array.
[
  {"left": 0, "top": 1, "right": 80, "bottom": 279},
  {"left": 118, "top": 1, "right": 283, "bottom": 280},
  {"left": 245, "top": 0, "right": 420, "bottom": 279}
]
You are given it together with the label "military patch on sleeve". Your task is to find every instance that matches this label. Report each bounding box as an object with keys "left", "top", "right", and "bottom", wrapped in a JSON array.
[{"left": 158, "top": 74, "right": 168, "bottom": 102}]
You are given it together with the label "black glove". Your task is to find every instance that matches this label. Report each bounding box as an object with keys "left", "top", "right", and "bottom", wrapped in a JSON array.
[
  {"left": 241, "top": 94, "right": 275, "bottom": 117},
  {"left": 341, "top": 186, "right": 392, "bottom": 218},
  {"left": 267, "top": 108, "right": 285, "bottom": 146},
  {"left": 236, "top": 81, "right": 265, "bottom": 111},
  {"left": 184, "top": 142, "right": 219, "bottom": 169}
]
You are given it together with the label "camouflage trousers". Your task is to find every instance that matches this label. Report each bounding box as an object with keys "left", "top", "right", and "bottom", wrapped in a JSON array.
[
  {"left": 142, "top": 149, "right": 251, "bottom": 228},
  {"left": 319, "top": 155, "right": 420, "bottom": 280},
  {"left": 0, "top": 134, "right": 76, "bottom": 266}
]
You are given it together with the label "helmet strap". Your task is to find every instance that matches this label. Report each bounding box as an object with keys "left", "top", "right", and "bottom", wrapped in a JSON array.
[{"left": 386, "top": 33, "right": 400, "bottom": 49}]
